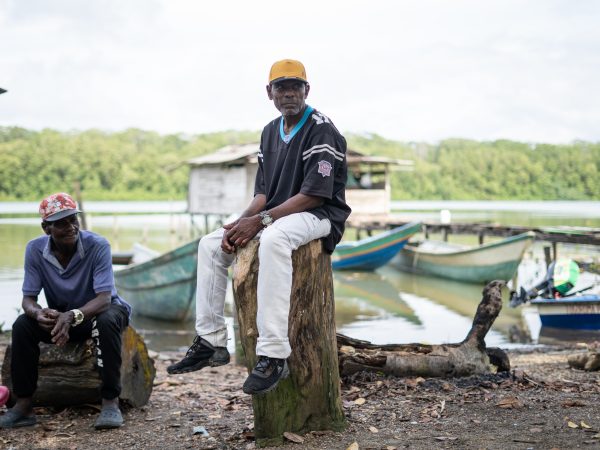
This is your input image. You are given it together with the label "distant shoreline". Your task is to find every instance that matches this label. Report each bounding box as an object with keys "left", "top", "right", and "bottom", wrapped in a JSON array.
[{"left": 1, "top": 199, "right": 598, "bottom": 216}]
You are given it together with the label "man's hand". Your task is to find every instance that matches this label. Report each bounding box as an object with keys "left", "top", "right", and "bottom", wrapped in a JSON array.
[
  {"left": 35, "top": 308, "right": 59, "bottom": 332},
  {"left": 221, "top": 219, "right": 239, "bottom": 254},
  {"left": 50, "top": 311, "right": 74, "bottom": 346},
  {"left": 223, "top": 216, "right": 263, "bottom": 252}
]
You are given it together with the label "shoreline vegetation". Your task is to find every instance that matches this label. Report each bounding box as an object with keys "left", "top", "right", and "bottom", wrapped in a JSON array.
[{"left": 1, "top": 127, "right": 598, "bottom": 202}]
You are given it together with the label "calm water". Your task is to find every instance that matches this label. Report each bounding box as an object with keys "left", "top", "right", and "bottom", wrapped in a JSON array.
[{"left": 1, "top": 200, "right": 599, "bottom": 351}]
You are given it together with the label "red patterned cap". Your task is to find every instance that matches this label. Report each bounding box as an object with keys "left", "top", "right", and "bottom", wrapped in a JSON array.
[{"left": 39, "top": 192, "right": 80, "bottom": 222}]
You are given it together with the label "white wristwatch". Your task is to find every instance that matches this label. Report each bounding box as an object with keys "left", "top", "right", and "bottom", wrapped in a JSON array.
[
  {"left": 70, "top": 309, "right": 84, "bottom": 327},
  {"left": 259, "top": 211, "right": 274, "bottom": 227}
]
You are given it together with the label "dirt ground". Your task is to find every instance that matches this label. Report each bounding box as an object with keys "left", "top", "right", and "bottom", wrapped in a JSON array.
[{"left": 1, "top": 333, "right": 600, "bottom": 450}]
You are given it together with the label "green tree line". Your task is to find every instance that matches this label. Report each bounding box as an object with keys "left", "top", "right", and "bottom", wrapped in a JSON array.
[
  {"left": 347, "top": 134, "right": 600, "bottom": 200},
  {"left": 0, "top": 127, "right": 259, "bottom": 201},
  {"left": 0, "top": 127, "right": 598, "bottom": 201}
]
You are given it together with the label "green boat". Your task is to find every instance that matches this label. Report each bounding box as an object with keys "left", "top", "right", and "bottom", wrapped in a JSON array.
[
  {"left": 390, "top": 232, "right": 535, "bottom": 284},
  {"left": 114, "top": 238, "right": 200, "bottom": 321}
]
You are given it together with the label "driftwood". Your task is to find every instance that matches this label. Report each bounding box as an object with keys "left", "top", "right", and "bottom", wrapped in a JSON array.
[
  {"left": 337, "top": 280, "right": 510, "bottom": 377},
  {"left": 568, "top": 351, "right": 600, "bottom": 371},
  {"left": 233, "top": 240, "right": 346, "bottom": 448},
  {"left": 1, "top": 326, "right": 155, "bottom": 407}
]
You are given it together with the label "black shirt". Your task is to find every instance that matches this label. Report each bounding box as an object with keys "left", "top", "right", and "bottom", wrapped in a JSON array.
[{"left": 254, "top": 105, "right": 351, "bottom": 253}]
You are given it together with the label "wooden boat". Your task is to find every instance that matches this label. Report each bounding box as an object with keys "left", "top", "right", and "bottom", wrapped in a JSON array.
[
  {"left": 531, "top": 294, "right": 600, "bottom": 338},
  {"left": 114, "top": 239, "right": 200, "bottom": 321},
  {"left": 391, "top": 232, "right": 535, "bottom": 283},
  {"left": 332, "top": 222, "right": 422, "bottom": 271}
]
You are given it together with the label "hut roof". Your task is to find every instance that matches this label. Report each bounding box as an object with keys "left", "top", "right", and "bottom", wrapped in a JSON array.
[
  {"left": 187, "top": 144, "right": 412, "bottom": 168},
  {"left": 187, "top": 144, "right": 259, "bottom": 167},
  {"left": 346, "top": 149, "right": 412, "bottom": 167}
]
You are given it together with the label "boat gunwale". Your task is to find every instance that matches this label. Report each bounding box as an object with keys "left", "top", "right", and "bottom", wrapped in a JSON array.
[
  {"left": 531, "top": 295, "right": 600, "bottom": 306},
  {"left": 116, "top": 274, "right": 197, "bottom": 292},
  {"left": 403, "top": 231, "right": 535, "bottom": 258},
  {"left": 335, "top": 236, "right": 414, "bottom": 261},
  {"left": 335, "top": 222, "right": 422, "bottom": 254},
  {"left": 114, "top": 238, "right": 200, "bottom": 277}
]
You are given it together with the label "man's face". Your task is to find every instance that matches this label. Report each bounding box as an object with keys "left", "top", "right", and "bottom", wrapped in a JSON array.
[
  {"left": 42, "top": 214, "right": 80, "bottom": 247},
  {"left": 267, "top": 79, "right": 310, "bottom": 117}
]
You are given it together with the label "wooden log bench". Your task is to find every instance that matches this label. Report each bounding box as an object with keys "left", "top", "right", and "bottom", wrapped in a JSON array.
[
  {"left": 1, "top": 326, "right": 155, "bottom": 408},
  {"left": 233, "top": 239, "right": 346, "bottom": 447}
]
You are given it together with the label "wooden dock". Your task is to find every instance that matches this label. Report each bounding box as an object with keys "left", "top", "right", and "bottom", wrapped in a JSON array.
[{"left": 348, "top": 218, "right": 600, "bottom": 246}]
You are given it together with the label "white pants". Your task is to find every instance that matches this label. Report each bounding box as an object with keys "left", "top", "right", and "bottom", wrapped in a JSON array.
[{"left": 195, "top": 212, "right": 331, "bottom": 359}]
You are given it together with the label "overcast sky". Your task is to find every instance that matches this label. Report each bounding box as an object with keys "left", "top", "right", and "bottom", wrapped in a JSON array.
[{"left": 1, "top": 0, "right": 598, "bottom": 143}]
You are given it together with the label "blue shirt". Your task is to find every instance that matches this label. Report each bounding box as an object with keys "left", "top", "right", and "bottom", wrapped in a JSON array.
[{"left": 22, "top": 230, "right": 131, "bottom": 316}]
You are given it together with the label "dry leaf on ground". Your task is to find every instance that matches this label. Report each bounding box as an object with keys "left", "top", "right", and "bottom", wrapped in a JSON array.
[
  {"left": 434, "top": 436, "right": 458, "bottom": 441},
  {"left": 561, "top": 399, "right": 587, "bottom": 407},
  {"left": 283, "top": 431, "right": 304, "bottom": 443},
  {"left": 495, "top": 396, "right": 524, "bottom": 409}
]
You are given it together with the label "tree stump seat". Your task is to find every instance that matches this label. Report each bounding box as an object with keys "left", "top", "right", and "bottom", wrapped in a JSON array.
[
  {"left": 1, "top": 326, "right": 155, "bottom": 408},
  {"left": 233, "top": 239, "right": 346, "bottom": 447}
]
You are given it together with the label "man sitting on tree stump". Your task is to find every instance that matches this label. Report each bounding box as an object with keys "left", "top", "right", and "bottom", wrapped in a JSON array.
[
  {"left": 168, "top": 59, "right": 351, "bottom": 395},
  {"left": 0, "top": 193, "right": 131, "bottom": 430}
]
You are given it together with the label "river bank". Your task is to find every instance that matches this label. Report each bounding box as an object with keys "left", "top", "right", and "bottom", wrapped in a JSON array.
[{"left": 1, "top": 333, "right": 600, "bottom": 449}]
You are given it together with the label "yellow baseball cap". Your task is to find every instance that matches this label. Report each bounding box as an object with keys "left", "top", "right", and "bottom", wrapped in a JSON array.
[{"left": 268, "top": 59, "right": 307, "bottom": 84}]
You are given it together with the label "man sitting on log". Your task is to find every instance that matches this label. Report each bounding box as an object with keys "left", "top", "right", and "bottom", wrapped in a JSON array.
[
  {"left": 168, "top": 59, "right": 351, "bottom": 395},
  {"left": 0, "top": 193, "right": 131, "bottom": 430}
]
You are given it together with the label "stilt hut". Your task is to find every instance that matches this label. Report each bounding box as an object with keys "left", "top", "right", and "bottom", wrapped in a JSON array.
[{"left": 186, "top": 144, "right": 412, "bottom": 228}]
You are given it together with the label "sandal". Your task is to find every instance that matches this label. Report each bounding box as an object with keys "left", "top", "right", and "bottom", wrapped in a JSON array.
[
  {"left": 0, "top": 408, "right": 37, "bottom": 429},
  {"left": 94, "top": 406, "right": 123, "bottom": 430}
]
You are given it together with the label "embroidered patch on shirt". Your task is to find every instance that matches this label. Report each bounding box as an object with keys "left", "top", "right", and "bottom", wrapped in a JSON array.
[{"left": 317, "top": 160, "right": 333, "bottom": 177}]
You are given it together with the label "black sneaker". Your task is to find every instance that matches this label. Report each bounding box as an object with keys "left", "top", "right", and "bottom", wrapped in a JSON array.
[
  {"left": 242, "top": 356, "right": 289, "bottom": 395},
  {"left": 167, "top": 336, "right": 230, "bottom": 374}
]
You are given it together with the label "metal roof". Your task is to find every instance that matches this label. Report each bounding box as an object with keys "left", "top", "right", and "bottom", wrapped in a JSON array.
[
  {"left": 347, "top": 149, "right": 413, "bottom": 167},
  {"left": 187, "top": 143, "right": 412, "bottom": 168},
  {"left": 187, "top": 144, "right": 260, "bottom": 166}
]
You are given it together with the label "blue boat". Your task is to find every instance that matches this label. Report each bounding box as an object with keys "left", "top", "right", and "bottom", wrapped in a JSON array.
[
  {"left": 332, "top": 222, "right": 422, "bottom": 271},
  {"left": 531, "top": 295, "right": 600, "bottom": 333}
]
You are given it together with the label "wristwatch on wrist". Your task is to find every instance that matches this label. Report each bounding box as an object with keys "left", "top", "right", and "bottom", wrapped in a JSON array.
[
  {"left": 259, "top": 211, "right": 274, "bottom": 227},
  {"left": 70, "top": 309, "right": 84, "bottom": 327}
]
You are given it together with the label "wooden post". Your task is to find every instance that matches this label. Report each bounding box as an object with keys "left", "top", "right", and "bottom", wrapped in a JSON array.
[
  {"left": 1, "top": 326, "right": 155, "bottom": 408},
  {"left": 442, "top": 225, "right": 448, "bottom": 242},
  {"left": 73, "top": 180, "right": 88, "bottom": 231},
  {"left": 544, "top": 245, "right": 552, "bottom": 268},
  {"left": 232, "top": 240, "right": 346, "bottom": 447}
]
